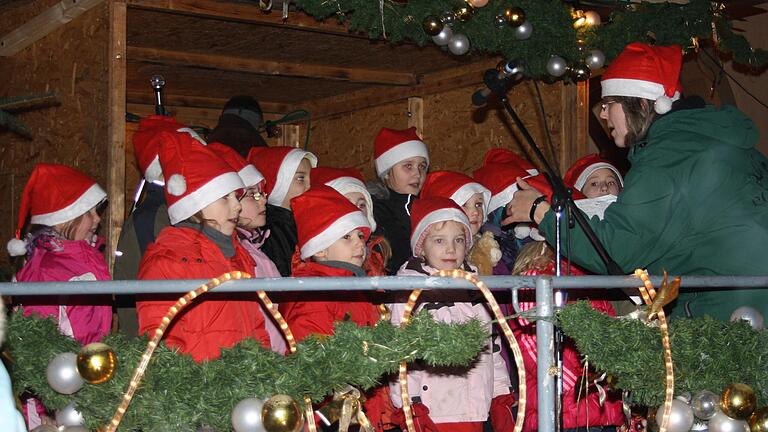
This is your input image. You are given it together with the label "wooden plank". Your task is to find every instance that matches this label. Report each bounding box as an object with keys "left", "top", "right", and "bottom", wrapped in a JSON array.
[
  {"left": 302, "top": 59, "right": 499, "bottom": 119},
  {"left": 407, "top": 97, "right": 423, "bottom": 136},
  {"left": 560, "top": 80, "right": 591, "bottom": 173},
  {"left": 126, "top": 91, "right": 296, "bottom": 114},
  {"left": 0, "top": 0, "right": 105, "bottom": 56},
  {"left": 127, "top": 46, "right": 417, "bottom": 85},
  {"left": 128, "top": 102, "right": 220, "bottom": 128},
  {"left": 107, "top": 0, "right": 128, "bottom": 271},
  {"left": 126, "top": 0, "right": 362, "bottom": 37}
]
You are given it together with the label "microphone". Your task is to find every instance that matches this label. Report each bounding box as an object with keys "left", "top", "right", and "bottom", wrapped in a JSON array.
[
  {"left": 150, "top": 74, "right": 166, "bottom": 115},
  {"left": 472, "top": 60, "right": 524, "bottom": 106}
]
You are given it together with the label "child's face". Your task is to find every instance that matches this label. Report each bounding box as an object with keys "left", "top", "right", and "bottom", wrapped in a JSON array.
[
  {"left": 581, "top": 168, "right": 621, "bottom": 198},
  {"left": 237, "top": 184, "right": 267, "bottom": 230},
  {"left": 316, "top": 228, "right": 367, "bottom": 267},
  {"left": 421, "top": 221, "right": 467, "bottom": 271},
  {"left": 345, "top": 191, "right": 368, "bottom": 214},
  {"left": 282, "top": 158, "right": 312, "bottom": 209},
  {"left": 386, "top": 157, "right": 427, "bottom": 195},
  {"left": 461, "top": 192, "right": 485, "bottom": 235},
  {"left": 201, "top": 191, "right": 242, "bottom": 236},
  {"left": 67, "top": 207, "right": 101, "bottom": 242}
]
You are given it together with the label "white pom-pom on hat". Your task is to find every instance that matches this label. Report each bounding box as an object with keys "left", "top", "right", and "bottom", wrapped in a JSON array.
[
  {"left": 7, "top": 238, "right": 27, "bottom": 257},
  {"left": 166, "top": 174, "right": 187, "bottom": 196},
  {"left": 654, "top": 95, "right": 673, "bottom": 114},
  {"left": 513, "top": 224, "right": 532, "bottom": 240}
]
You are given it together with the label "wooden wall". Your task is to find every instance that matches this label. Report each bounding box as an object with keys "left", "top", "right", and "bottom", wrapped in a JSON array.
[{"left": 0, "top": 0, "right": 111, "bottom": 269}]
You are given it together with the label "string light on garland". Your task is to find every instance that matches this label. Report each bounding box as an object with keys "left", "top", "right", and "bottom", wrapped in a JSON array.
[
  {"left": 573, "top": 10, "right": 602, "bottom": 28},
  {"left": 453, "top": 4, "right": 474, "bottom": 22}
]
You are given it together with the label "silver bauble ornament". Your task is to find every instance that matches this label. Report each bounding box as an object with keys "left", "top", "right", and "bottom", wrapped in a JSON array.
[
  {"left": 46, "top": 352, "right": 84, "bottom": 395},
  {"left": 692, "top": 390, "right": 719, "bottom": 420},
  {"left": 691, "top": 420, "right": 709, "bottom": 431},
  {"left": 440, "top": 10, "right": 456, "bottom": 26},
  {"left": 586, "top": 49, "right": 605, "bottom": 69},
  {"left": 448, "top": 33, "right": 470, "bottom": 55},
  {"left": 56, "top": 402, "right": 85, "bottom": 427},
  {"left": 546, "top": 56, "right": 568, "bottom": 77},
  {"left": 730, "top": 306, "right": 764, "bottom": 330},
  {"left": 513, "top": 21, "right": 533, "bottom": 40},
  {"left": 656, "top": 399, "right": 695, "bottom": 432},
  {"left": 231, "top": 398, "right": 267, "bottom": 432},
  {"left": 432, "top": 25, "right": 453, "bottom": 47},
  {"left": 493, "top": 14, "right": 507, "bottom": 29},
  {"left": 709, "top": 409, "right": 750, "bottom": 432}
]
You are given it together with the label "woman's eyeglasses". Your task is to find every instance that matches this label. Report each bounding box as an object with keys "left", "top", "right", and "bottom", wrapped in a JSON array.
[{"left": 600, "top": 101, "right": 618, "bottom": 112}]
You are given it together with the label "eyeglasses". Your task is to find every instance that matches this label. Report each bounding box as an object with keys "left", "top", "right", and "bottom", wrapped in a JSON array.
[
  {"left": 600, "top": 101, "right": 618, "bottom": 111},
  {"left": 238, "top": 189, "right": 268, "bottom": 202}
]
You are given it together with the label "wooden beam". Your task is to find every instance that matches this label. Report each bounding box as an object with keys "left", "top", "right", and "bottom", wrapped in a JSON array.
[
  {"left": 127, "top": 46, "right": 417, "bottom": 86},
  {"left": 126, "top": 92, "right": 296, "bottom": 114},
  {"left": 300, "top": 59, "right": 499, "bottom": 119},
  {"left": 407, "top": 97, "right": 424, "bottom": 137},
  {"left": 278, "top": 125, "right": 301, "bottom": 148},
  {"left": 126, "top": 0, "right": 362, "bottom": 37},
  {"left": 560, "top": 81, "right": 591, "bottom": 173},
  {"left": 107, "top": 0, "right": 128, "bottom": 271},
  {"left": 0, "top": 0, "right": 105, "bottom": 56}
]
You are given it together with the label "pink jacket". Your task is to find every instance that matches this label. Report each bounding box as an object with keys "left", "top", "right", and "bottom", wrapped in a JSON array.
[
  {"left": 15, "top": 234, "right": 112, "bottom": 345},
  {"left": 237, "top": 227, "right": 287, "bottom": 354},
  {"left": 389, "top": 258, "right": 512, "bottom": 424}
]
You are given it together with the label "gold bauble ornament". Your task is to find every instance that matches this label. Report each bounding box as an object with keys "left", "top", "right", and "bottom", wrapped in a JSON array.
[
  {"left": 76, "top": 342, "right": 117, "bottom": 384},
  {"left": 262, "top": 394, "right": 304, "bottom": 432},
  {"left": 721, "top": 383, "right": 757, "bottom": 420},
  {"left": 749, "top": 407, "right": 768, "bottom": 432},
  {"left": 453, "top": 4, "right": 474, "bottom": 22},
  {"left": 503, "top": 7, "right": 526, "bottom": 27},
  {"left": 422, "top": 15, "right": 443, "bottom": 36}
]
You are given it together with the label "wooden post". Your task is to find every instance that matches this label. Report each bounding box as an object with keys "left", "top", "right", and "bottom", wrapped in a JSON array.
[
  {"left": 559, "top": 80, "right": 591, "bottom": 173},
  {"left": 107, "top": 0, "right": 127, "bottom": 271},
  {"left": 279, "top": 124, "right": 301, "bottom": 148},
  {"left": 407, "top": 97, "right": 424, "bottom": 137}
]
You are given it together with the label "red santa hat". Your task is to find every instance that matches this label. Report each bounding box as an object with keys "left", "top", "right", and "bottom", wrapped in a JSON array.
[
  {"left": 410, "top": 197, "right": 473, "bottom": 257},
  {"left": 312, "top": 166, "right": 376, "bottom": 232},
  {"left": 601, "top": 42, "right": 683, "bottom": 114},
  {"left": 291, "top": 185, "right": 371, "bottom": 260},
  {"left": 207, "top": 142, "right": 265, "bottom": 188},
  {"left": 421, "top": 170, "right": 492, "bottom": 219},
  {"left": 564, "top": 154, "right": 624, "bottom": 192},
  {"left": 132, "top": 115, "right": 207, "bottom": 183},
  {"left": 483, "top": 148, "right": 539, "bottom": 175},
  {"left": 373, "top": 127, "right": 430, "bottom": 177},
  {"left": 509, "top": 173, "right": 586, "bottom": 241},
  {"left": 158, "top": 138, "right": 244, "bottom": 225},
  {"left": 7, "top": 163, "right": 106, "bottom": 256},
  {"left": 247, "top": 146, "right": 317, "bottom": 207},
  {"left": 473, "top": 162, "right": 536, "bottom": 215}
]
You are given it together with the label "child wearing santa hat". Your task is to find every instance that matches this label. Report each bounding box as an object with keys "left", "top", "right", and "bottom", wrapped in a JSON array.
[
  {"left": 7, "top": 163, "right": 113, "bottom": 429},
  {"left": 388, "top": 197, "right": 513, "bottom": 432},
  {"left": 564, "top": 154, "right": 623, "bottom": 199},
  {"left": 136, "top": 139, "right": 273, "bottom": 363},
  {"left": 277, "top": 185, "right": 387, "bottom": 429},
  {"left": 370, "top": 127, "right": 430, "bottom": 275},
  {"left": 247, "top": 146, "right": 317, "bottom": 276}
]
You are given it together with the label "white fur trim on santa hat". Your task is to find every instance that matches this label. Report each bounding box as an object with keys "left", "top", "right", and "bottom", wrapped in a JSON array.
[
  {"left": 267, "top": 150, "right": 318, "bottom": 207},
  {"left": 166, "top": 174, "right": 187, "bottom": 196},
  {"left": 167, "top": 172, "right": 244, "bottom": 224},
  {"left": 300, "top": 210, "right": 370, "bottom": 260},
  {"left": 375, "top": 140, "right": 429, "bottom": 178},
  {"left": 573, "top": 162, "right": 624, "bottom": 191},
  {"left": 601, "top": 78, "right": 680, "bottom": 105},
  {"left": 410, "top": 208, "right": 472, "bottom": 255},
  {"left": 7, "top": 238, "right": 27, "bottom": 257},
  {"left": 450, "top": 182, "right": 492, "bottom": 221},
  {"left": 29, "top": 183, "right": 107, "bottom": 227},
  {"left": 238, "top": 164, "right": 265, "bottom": 188},
  {"left": 144, "top": 155, "right": 164, "bottom": 183},
  {"left": 325, "top": 177, "right": 377, "bottom": 232}
]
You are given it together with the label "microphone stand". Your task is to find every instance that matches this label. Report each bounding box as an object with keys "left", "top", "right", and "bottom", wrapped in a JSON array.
[
  {"left": 478, "top": 69, "right": 624, "bottom": 431},
  {"left": 131, "top": 75, "right": 168, "bottom": 214}
]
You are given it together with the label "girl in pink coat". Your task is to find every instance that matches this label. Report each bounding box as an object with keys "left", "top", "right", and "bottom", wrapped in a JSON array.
[{"left": 8, "top": 163, "right": 112, "bottom": 429}]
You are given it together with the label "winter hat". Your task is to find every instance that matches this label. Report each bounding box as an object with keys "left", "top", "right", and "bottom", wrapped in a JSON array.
[
  {"left": 312, "top": 166, "right": 377, "bottom": 232},
  {"left": 291, "top": 185, "right": 371, "bottom": 260},
  {"left": 508, "top": 173, "right": 585, "bottom": 241},
  {"left": 421, "top": 170, "right": 492, "bottom": 218},
  {"left": 133, "top": 115, "right": 207, "bottom": 184},
  {"left": 373, "top": 127, "right": 430, "bottom": 178},
  {"left": 473, "top": 162, "right": 537, "bottom": 215},
  {"left": 247, "top": 146, "right": 317, "bottom": 207},
  {"left": 601, "top": 42, "right": 683, "bottom": 114},
  {"left": 220, "top": 95, "right": 264, "bottom": 132},
  {"left": 8, "top": 164, "right": 107, "bottom": 256},
  {"left": 207, "top": 142, "right": 265, "bottom": 188},
  {"left": 158, "top": 138, "right": 244, "bottom": 225},
  {"left": 410, "top": 197, "right": 473, "bottom": 257},
  {"left": 483, "top": 148, "right": 539, "bottom": 175},
  {"left": 564, "top": 154, "right": 624, "bottom": 192}
]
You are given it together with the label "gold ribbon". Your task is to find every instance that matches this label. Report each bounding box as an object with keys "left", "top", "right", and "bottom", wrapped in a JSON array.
[{"left": 337, "top": 388, "right": 375, "bottom": 432}]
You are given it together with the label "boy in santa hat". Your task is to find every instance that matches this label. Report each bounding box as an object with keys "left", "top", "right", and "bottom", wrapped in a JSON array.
[{"left": 247, "top": 146, "right": 317, "bottom": 276}]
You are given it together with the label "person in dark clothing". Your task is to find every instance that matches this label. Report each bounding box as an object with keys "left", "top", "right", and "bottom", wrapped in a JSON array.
[
  {"left": 207, "top": 95, "right": 268, "bottom": 158},
  {"left": 369, "top": 127, "right": 430, "bottom": 275},
  {"left": 247, "top": 146, "right": 317, "bottom": 276}
]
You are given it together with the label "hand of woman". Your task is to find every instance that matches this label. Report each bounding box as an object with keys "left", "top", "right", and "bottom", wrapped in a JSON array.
[{"left": 500, "top": 177, "right": 549, "bottom": 226}]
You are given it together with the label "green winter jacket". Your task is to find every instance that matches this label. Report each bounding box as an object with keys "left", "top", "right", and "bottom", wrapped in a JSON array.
[{"left": 540, "top": 102, "right": 768, "bottom": 320}]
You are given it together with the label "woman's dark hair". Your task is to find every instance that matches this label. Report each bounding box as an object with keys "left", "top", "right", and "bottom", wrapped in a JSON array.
[{"left": 605, "top": 96, "right": 658, "bottom": 147}]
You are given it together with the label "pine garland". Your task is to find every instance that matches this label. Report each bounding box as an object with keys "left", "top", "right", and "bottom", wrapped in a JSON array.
[
  {"left": 6, "top": 310, "right": 488, "bottom": 431},
  {"left": 290, "top": 0, "right": 767, "bottom": 77},
  {"left": 558, "top": 301, "right": 768, "bottom": 407}
]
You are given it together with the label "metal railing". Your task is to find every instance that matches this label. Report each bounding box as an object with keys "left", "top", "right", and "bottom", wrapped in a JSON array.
[{"left": 2, "top": 274, "right": 766, "bottom": 432}]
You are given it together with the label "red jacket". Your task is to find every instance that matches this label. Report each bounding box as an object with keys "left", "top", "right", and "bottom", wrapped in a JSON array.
[{"left": 137, "top": 226, "right": 271, "bottom": 362}]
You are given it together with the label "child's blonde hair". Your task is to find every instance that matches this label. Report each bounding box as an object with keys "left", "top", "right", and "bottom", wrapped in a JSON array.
[{"left": 512, "top": 241, "right": 554, "bottom": 275}]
